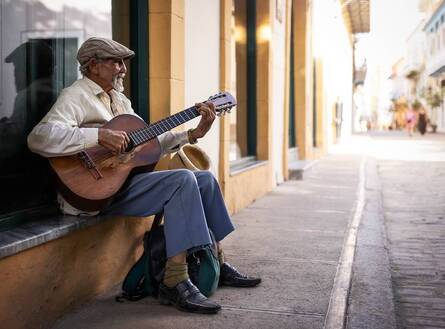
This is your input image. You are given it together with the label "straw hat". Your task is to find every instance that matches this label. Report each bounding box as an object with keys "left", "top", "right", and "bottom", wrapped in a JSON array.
[{"left": 168, "top": 145, "right": 211, "bottom": 171}]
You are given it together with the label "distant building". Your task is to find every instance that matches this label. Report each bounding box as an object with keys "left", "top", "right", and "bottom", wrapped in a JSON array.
[
  {"left": 389, "top": 0, "right": 445, "bottom": 132},
  {"left": 423, "top": 0, "right": 445, "bottom": 132},
  {"left": 404, "top": 19, "right": 427, "bottom": 104}
]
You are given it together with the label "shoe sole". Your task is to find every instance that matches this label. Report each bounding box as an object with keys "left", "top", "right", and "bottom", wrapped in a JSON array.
[
  {"left": 159, "top": 294, "right": 221, "bottom": 314},
  {"left": 219, "top": 279, "right": 262, "bottom": 288}
]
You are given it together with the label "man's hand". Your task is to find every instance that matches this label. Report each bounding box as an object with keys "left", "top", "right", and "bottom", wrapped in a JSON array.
[
  {"left": 98, "top": 128, "right": 130, "bottom": 154},
  {"left": 191, "top": 101, "right": 217, "bottom": 141}
]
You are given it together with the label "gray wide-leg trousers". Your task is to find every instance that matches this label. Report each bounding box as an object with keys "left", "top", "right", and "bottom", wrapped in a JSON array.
[{"left": 102, "top": 169, "right": 235, "bottom": 258}]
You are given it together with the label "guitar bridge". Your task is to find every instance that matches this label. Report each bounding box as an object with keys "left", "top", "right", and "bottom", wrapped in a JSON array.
[{"left": 78, "top": 151, "right": 103, "bottom": 180}]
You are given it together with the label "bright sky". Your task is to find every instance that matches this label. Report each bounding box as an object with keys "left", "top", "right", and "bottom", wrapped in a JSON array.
[
  {"left": 356, "top": 0, "right": 426, "bottom": 115},
  {"left": 358, "top": 0, "right": 424, "bottom": 72}
]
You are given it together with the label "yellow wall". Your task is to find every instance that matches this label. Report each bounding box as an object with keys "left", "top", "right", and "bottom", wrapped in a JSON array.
[
  {"left": 314, "top": 58, "right": 327, "bottom": 154},
  {"left": 282, "top": 0, "right": 292, "bottom": 180},
  {"left": 149, "top": 0, "right": 185, "bottom": 170},
  {"left": 0, "top": 217, "right": 151, "bottom": 329},
  {"left": 219, "top": 0, "right": 274, "bottom": 213},
  {"left": 293, "top": 0, "right": 304, "bottom": 156},
  {"left": 227, "top": 163, "right": 272, "bottom": 213}
]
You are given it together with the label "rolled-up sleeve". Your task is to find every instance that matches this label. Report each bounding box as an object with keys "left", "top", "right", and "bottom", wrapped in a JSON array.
[
  {"left": 28, "top": 122, "right": 98, "bottom": 157},
  {"left": 158, "top": 130, "right": 189, "bottom": 156},
  {"left": 27, "top": 94, "right": 99, "bottom": 157}
]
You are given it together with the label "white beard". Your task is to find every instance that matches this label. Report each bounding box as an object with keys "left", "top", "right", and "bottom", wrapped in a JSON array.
[{"left": 112, "top": 74, "right": 125, "bottom": 92}]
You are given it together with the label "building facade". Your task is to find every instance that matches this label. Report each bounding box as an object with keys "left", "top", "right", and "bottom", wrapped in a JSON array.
[
  {"left": 423, "top": 0, "right": 445, "bottom": 132},
  {"left": 0, "top": 1, "right": 368, "bottom": 328}
]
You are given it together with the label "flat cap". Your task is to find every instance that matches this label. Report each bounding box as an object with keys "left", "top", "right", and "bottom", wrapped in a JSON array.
[{"left": 77, "top": 37, "right": 135, "bottom": 65}]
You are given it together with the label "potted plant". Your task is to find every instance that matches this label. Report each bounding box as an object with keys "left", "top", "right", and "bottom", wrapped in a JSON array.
[
  {"left": 424, "top": 88, "right": 443, "bottom": 133},
  {"left": 412, "top": 99, "right": 422, "bottom": 111}
]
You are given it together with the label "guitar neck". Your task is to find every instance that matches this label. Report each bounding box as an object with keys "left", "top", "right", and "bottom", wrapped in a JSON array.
[{"left": 128, "top": 106, "right": 200, "bottom": 147}]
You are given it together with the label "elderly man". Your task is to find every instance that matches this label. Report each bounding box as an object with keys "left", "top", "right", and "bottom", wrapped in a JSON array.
[{"left": 27, "top": 37, "right": 260, "bottom": 314}]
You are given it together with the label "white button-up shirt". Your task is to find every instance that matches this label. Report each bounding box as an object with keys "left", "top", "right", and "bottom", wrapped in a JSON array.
[{"left": 28, "top": 76, "right": 189, "bottom": 215}]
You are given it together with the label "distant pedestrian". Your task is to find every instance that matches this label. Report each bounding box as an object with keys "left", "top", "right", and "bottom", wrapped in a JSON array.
[
  {"left": 417, "top": 107, "right": 427, "bottom": 135},
  {"left": 405, "top": 107, "right": 416, "bottom": 136}
]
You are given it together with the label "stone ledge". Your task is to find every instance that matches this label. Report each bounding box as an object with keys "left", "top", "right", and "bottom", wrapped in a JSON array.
[
  {"left": 0, "top": 214, "right": 111, "bottom": 259},
  {"left": 288, "top": 160, "right": 318, "bottom": 180},
  {"left": 230, "top": 159, "right": 268, "bottom": 176}
]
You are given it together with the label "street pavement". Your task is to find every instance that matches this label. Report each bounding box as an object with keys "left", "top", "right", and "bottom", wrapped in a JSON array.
[
  {"left": 339, "top": 131, "right": 445, "bottom": 329},
  {"left": 369, "top": 132, "right": 445, "bottom": 329},
  {"left": 53, "top": 131, "right": 445, "bottom": 329},
  {"left": 53, "top": 155, "right": 363, "bottom": 329}
]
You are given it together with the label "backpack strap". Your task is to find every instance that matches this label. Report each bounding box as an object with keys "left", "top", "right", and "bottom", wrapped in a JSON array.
[
  {"left": 146, "top": 211, "right": 167, "bottom": 285},
  {"left": 152, "top": 212, "right": 163, "bottom": 229},
  {"left": 116, "top": 252, "right": 149, "bottom": 302},
  {"left": 116, "top": 212, "right": 164, "bottom": 302}
]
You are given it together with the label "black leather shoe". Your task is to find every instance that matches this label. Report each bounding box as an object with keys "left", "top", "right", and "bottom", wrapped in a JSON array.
[
  {"left": 159, "top": 279, "right": 221, "bottom": 314},
  {"left": 219, "top": 263, "right": 261, "bottom": 287}
]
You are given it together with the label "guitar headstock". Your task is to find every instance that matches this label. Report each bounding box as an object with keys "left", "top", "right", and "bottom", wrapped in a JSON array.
[{"left": 207, "top": 92, "right": 237, "bottom": 116}]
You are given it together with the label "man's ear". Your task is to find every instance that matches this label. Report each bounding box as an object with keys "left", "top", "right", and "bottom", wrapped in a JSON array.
[{"left": 88, "top": 59, "right": 100, "bottom": 75}]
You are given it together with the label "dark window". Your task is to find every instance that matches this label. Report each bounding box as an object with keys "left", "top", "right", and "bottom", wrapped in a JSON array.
[
  {"left": 289, "top": 6, "right": 296, "bottom": 148},
  {"left": 130, "top": 0, "right": 149, "bottom": 122},
  {"left": 230, "top": 0, "right": 257, "bottom": 162},
  {"left": 312, "top": 59, "right": 317, "bottom": 147},
  {"left": 0, "top": 1, "right": 112, "bottom": 230}
]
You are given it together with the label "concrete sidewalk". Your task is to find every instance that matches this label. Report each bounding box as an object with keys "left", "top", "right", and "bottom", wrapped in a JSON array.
[{"left": 53, "top": 154, "right": 362, "bottom": 329}]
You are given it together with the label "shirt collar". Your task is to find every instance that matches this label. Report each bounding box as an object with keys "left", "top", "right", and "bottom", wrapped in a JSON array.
[{"left": 82, "top": 76, "right": 107, "bottom": 96}]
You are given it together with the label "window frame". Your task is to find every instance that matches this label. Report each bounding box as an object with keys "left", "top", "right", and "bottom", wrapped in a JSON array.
[
  {"left": 0, "top": 1, "right": 114, "bottom": 231},
  {"left": 230, "top": 0, "right": 257, "bottom": 168},
  {"left": 289, "top": 5, "right": 296, "bottom": 149},
  {"left": 245, "top": 0, "right": 257, "bottom": 157},
  {"left": 130, "top": 0, "right": 149, "bottom": 122}
]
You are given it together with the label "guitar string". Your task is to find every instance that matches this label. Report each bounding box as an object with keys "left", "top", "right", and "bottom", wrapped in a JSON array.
[
  {"left": 129, "top": 106, "right": 200, "bottom": 147},
  {"left": 80, "top": 98, "right": 233, "bottom": 173},
  {"left": 126, "top": 100, "right": 231, "bottom": 145},
  {"left": 88, "top": 101, "right": 230, "bottom": 164},
  {"left": 89, "top": 106, "right": 200, "bottom": 165}
]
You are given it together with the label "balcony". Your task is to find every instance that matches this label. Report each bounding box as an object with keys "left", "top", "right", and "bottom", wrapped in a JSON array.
[{"left": 426, "top": 50, "right": 445, "bottom": 76}]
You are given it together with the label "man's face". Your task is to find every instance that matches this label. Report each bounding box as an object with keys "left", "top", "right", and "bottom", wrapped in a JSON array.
[{"left": 90, "top": 58, "right": 127, "bottom": 92}]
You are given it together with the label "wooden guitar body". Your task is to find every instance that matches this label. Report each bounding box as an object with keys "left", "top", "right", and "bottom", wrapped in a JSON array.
[
  {"left": 47, "top": 91, "right": 236, "bottom": 212},
  {"left": 49, "top": 114, "right": 161, "bottom": 211}
]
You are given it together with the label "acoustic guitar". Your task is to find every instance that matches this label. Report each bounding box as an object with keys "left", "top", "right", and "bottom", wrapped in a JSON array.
[{"left": 49, "top": 92, "right": 236, "bottom": 211}]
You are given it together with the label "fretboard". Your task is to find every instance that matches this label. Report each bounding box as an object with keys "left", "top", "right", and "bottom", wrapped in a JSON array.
[{"left": 128, "top": 106, "right": 200, "bottom": 147}]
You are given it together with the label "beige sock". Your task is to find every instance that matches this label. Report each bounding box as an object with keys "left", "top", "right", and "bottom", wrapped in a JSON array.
[
  {"left": 218, "top": 248, "right": 225, "bottom": 265},
  {"left": 163, "top": 259, "right": 189, "bottom": 288}
]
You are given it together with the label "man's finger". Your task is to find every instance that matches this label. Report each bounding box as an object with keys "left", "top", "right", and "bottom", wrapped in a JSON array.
[
  {"left": 200, "top": 108, "right": 210, "bottom": 118},
  {"left": 111, "top": 142, "right": 119, "bottom": 154},
  {"left": 205, "top": 101, "right": 216, "bottom": 112}
]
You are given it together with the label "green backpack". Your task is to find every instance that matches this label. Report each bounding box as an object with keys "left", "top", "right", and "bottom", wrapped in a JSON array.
[{"left": 116, "top": 213, "right": 220, "bottom": 302}]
